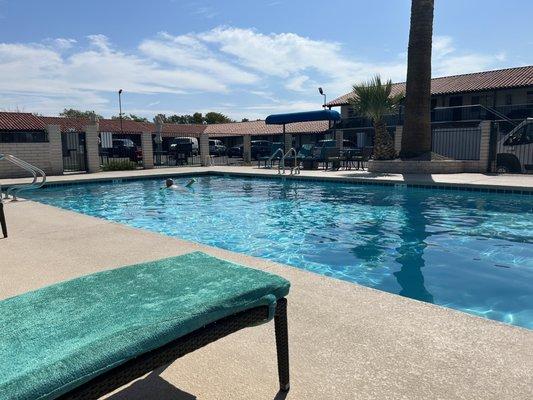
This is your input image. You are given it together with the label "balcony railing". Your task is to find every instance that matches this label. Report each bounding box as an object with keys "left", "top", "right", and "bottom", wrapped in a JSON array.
[{"left": 334, "top": 103, "right": 533, "bottom": 129}]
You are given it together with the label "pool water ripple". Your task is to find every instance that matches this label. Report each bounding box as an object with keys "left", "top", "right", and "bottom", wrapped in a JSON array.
[{"left": 26, "top": 176, "right": 533, "bottom": 329}]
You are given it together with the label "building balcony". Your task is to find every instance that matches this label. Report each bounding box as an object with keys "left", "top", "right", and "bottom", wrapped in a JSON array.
[{"left": 334, "top": 104, "right": 533, "bottom": 129}]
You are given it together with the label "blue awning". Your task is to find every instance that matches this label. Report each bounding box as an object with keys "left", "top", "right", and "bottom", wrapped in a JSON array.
[{"left": 265, "top": 109, "right": 341, "bottom": 125}]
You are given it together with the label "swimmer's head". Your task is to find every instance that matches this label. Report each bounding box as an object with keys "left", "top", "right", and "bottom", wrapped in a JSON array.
[{"left": 165, "top": 178, "right": 174, "bottom": 188}]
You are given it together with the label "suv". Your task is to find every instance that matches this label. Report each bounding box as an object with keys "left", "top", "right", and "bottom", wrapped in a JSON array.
[
  {"left": 209, "top": 139, "right": 227, "bottom": 156},
  {"left": 496, "top": 118, "right": 533, "bottom": 173},
  {"left": 112, "top": 139, "right": 142, "bottom": 162},
  {"left": 169, "top": 137, "right": 199, "bottom": 156}
]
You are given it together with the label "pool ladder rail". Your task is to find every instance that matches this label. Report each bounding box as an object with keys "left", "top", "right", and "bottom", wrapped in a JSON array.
[
  {"left": 279, "top": 148, "right": 300, "bottom": 175},
  {"left": 0, "top": 153, "right": 47, "bottom": 201},
  {"left": 264, "top": 148, "right": 284, "bottom": 170}
]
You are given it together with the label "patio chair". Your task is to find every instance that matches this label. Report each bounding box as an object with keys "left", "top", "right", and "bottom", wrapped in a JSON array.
[
  {"left": 0, "top": 252, "right": 290, "bottom": 399},
  {"left": 323, "top": 147, "right": 341, "bottom": 170},
  {"left": 353, "top": 146, "right": 373, "bottom": 170}
]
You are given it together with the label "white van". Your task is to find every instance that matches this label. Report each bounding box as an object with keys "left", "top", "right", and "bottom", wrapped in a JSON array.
[{"left": 496, "top": 118, "right": 533, "bottom": 173}]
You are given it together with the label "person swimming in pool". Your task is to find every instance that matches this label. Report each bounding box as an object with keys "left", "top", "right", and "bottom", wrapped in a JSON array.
[{"left": 163, "top": 178, "right": 196, "bottom": 190}]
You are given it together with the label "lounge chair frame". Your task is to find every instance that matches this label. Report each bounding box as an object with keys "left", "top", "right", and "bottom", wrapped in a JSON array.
[
  {"left": 57, "top": 298, "right": 289, "bottom": 399},
  {"left": 0, "top": 202, "right": 7, "bottom": 238}
]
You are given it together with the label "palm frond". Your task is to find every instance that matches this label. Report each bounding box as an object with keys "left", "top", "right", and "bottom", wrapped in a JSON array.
[{"left": 347, "top": 75, "right": 403, "bottom": 122}]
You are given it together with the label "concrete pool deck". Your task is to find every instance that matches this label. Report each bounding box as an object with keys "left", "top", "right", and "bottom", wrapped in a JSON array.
[
  {"left": 1, "top": 165, "right": 532, "bottom": 193},
  {"left": 1, "top": 197, "right": 532, "bottom": 399}
]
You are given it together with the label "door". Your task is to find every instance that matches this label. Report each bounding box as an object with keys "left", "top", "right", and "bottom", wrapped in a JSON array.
[{"left": 62, "top": 132, "right": 87, "bottom": 172}]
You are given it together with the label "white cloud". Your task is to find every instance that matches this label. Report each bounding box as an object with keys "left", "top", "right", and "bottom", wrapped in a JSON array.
[
  {"left": 0, "top": 28, "right": 511, "bottom": 118},
  {"left": 432, "top": 35, "right": 507, "bottom": 77},
  {"left": 44, "top": 38, "right": 77, "bottom": 50},
  {"left": 285, "top": 75, "right": 310, "bottom": 92},
  {"left": 198, "top": 26, "right": 407, "bottom": 94},
  {"left": 139, "top": 32, "right": 258, "bottom": 85}
]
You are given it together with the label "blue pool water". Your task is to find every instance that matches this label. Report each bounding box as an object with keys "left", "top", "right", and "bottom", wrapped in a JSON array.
[{"left": 26, "top": 176, "right": 533, "bottom": 329}]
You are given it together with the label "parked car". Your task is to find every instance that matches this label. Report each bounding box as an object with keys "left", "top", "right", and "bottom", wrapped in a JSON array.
[
  {"left": 169, "top": 137, "right": 199, "bottom": 156},
  {"left": 227, "top": 145, "right": 243, "bottom": 158},
  {"left": 209, "top": 139, "right": 227, "bottom": 156},
  {"left": 251, "top": 140, "right": 272, "bottom": 160},
  {"left": 111, "top": 139, "right": 142, "bottom": 162},
  {"left": 315, "top": 139, "right": 357, "bottom": 150},
  {"left": 496, "top": 118, "right": 533, "bottom": 173}
]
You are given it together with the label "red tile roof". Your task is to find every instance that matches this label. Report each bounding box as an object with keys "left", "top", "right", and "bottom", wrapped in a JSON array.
[
  {"left": 0, "top": 112, "right": 45, "bottom": 131},
  {"left": 326, "top": 65, "right": 533, "bottom": 107},
  {"left": 0, "top": 112, "right": 331, "bottom": 137},
  {"left": 98, "top": 118, "right": 152, "bottom": 134},
  {"left": 41, "top": 116, "right": 90, "bottom": 132},
  {"left": 160, "top": 123, "right": 206, "bottom": 137},
  {"left": 205, "top": 120, "right": 329, "bottom": 137}
]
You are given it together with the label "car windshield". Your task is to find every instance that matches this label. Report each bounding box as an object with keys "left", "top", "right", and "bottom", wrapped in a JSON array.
[{"left": 113, "top": 139, "right": 134, "bottom": 147}]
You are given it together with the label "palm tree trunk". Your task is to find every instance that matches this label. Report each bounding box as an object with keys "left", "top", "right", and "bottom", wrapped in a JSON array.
[
  {"left": 373, "top": 119, "right": 395, "bottom": 160},
  {"left": 400, "top": 0, "right": 434, "bottom": 159}
]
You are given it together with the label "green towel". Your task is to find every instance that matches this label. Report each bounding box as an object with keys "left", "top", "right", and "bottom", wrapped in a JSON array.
[{"left": 0, "top": 252, "right": 290, "bottom": 400}]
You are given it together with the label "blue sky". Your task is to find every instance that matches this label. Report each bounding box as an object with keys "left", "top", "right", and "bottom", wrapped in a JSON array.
[{"left": 1, "top": 0, "right": 532, "bottom": 120}]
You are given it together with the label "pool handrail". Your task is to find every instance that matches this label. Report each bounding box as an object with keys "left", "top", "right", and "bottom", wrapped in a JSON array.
[
  {"left": 264, "top": 148, "right": 284, "bottom": 170},
  {"left": 280, "top": 148, "right": 300, "bottom": 175},
  {"left": 0, "top": 154, "right": 47, "bottom": 200}
]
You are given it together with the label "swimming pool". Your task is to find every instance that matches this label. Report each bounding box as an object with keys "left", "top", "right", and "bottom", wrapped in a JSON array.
[{"left": 26, "top": 175, "right": 533, "bottom": 329}]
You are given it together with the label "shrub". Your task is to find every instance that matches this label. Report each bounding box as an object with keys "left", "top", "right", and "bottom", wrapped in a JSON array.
[{"left": 102, "top": 160, "right": 138, "bottom": 171}]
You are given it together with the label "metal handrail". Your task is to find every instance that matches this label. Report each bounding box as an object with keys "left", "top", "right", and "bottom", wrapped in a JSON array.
[
  {"left": 280, "top": 148, "right": 300, "bottom": 175},
  {"left": 265, "top": 148, "right": 284, "bottom": 170},
  {"left": 0, "top": 154, "right": 46, "bottom": 200}
]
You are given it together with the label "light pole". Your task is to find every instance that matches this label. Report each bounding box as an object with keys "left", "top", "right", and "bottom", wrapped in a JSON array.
[
  {"left": 318, "top": 87, "right": 326, "bottom": 107},
  {"left": 118, "top": 89, "right": 123, "bottom": 134}
]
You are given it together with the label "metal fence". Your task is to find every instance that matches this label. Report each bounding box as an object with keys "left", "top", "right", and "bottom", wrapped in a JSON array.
[
  {"left": 99, "top": 133, "right": 143, "bottom": 168},
  {"left": 431, "top": 123, "right": 481, "bottom": 160}
]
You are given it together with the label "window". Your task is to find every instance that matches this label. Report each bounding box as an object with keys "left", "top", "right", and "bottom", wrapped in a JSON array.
[
  {"left": 504, "top": 123, "right": 533, "bottom": 146},
  {"left": 471, "top": 96, "right": 480, "bottom": 105},
  {"left": 0, "top": 131, "right": 48, "bottom": 143},
  {"left": 430, "top": 98, "right": 437, "bottom": 109},
  {"left": 505, "top": 94, "right": 513, "bottom": 105},
  {"left": 527, "top": 91, "right": 533, "bottom": 104}
]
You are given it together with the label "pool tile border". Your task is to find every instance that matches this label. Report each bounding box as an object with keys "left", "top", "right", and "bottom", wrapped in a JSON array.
[{"left": 34, "top": 170, "right": 533, "bottom": 196}]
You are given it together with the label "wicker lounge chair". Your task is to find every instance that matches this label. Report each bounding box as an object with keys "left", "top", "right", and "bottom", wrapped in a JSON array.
[
  {"left": 0, "top": 252, "right": 290, "bottom": 399},
  {"left": 0, "top": 201, "right": 7, "bottom": 238}
]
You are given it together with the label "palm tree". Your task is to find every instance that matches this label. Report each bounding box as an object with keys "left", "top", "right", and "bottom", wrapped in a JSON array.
[
  {"left": 400, "top": 0, "right": 435, "bottom": 159},
  {"left": 348, "top": 75, "right": 403, "bottom": 160}
]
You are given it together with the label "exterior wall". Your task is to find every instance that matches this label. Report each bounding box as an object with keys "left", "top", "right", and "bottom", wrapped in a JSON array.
[
  {"left": 141, "top": 132, "right": 154, "bottom": 169},
  {"left": 0, "top": 125, "right": 63, "bottom": 178},
  {"left": 394, "top": 126, "right": 403, "bottom": 154},
  {"left": 242, "top": 134, "right": 251, "bottom": 165},
  {"left": 199, "top": 133, "right": 210, "bottom": 166},
  {"left": 84, "top": 122, "right": 100, "bottom": 173},
  {"left": 335, "top": 130, "right": 343, "bottom": 150},
  {"left": 340, "top": 87, "right": 533, "bottom": 118},
  {"left": 284, "top": 133, "right": 292, "bottom": 153},
  {"left": 436, "top": 87, "right": 532, "bottom": 108}
]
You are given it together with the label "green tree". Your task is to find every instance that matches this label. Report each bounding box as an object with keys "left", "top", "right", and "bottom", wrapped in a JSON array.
[
  {"left": 348, "top": 75, "right": 402, "bottom": 160},
  {"left": 204, "top": 112, "right": 232, "bottom": 124},
  {"left": 110, "top": 114, "right": 148, "bottom": 122},
  {"left": 400, "top": 0, "right": 435, "bottom": 159},
  {"left": 60, "top": 108, "right": 103, "bottom": 119},
  {"left": 241, "top": 118, "right": 249, "bottom": 122},
  {"left": 192, "top": 112, "right": 204, "bottom": 124},
  {"left": 154, "top": 113, "right": 168, "bottom": 123}
]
